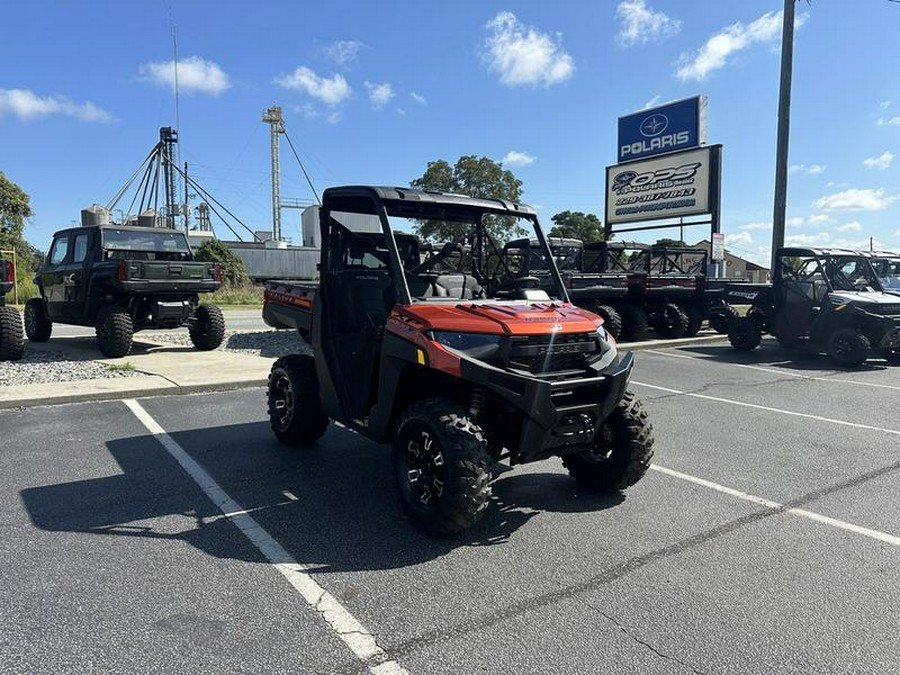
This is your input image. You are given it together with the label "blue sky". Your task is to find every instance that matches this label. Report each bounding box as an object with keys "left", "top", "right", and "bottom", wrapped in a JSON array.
[{"left": 1, "top": 0, "right": 898, "bottom": 267}]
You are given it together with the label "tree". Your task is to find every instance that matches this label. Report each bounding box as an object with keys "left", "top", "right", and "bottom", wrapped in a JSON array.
[
  {"left": 410, "top": 156, "right": 524, "bottom": 242},
  {"left": 193, "top": 239, "right": 251, "bottom": 286},
  {"left": 654, "top": 238, "right": 686, "bottom": 248},
  {"left": 0, "top": 172, "right": 42, "bottom": 280},
  {"left": 548, "top": 211, "right": 605, "bottom": 243}
]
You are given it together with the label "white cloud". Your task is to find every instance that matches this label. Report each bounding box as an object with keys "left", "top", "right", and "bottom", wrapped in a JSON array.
[
  {"left": 0, "top": 88, "right": 111, "bottom": 122},
  {"left": 365, "top": 81, "right": 394, "bottom": 108},
  {"left": 502, "top": 151, "right": 535, "bottom": 167},
  {"left": 616, "top": 1, "right": 681, "bottom": 46},
  {"left": 676, "top": 10, "right": 807, "bottom": 82},
  {"left": 642, "top": 94, "right": 662, "bottom": 110},
  {"left": 785, "top": 232, "right": 831, "bottom": 246},
  {"left": 275, "top": 67, "right": 351, "bottom": 106},
  {"left": 396, "top": 108, "right": 407, "bottom": 116},
  {"left": 327, "top": 111, "right": 342, "bottom": 125},
  {"left": 808, "top": 214, "right": 830, "bottom": 225},
  {"left": 410, "top": 92, "right": 427, "bottom": 105},
  {"left": 787, "top": 216, "right": 805, "bottom": 229},
  {"left": 725, "top": 231, "right": 753, "bottom": 246},
  {"left": 814, "top": 188, "right": 897, "bottom": 211},
  {"left": 789, "top": 163, "right": 826, "bottom": 175},
  {"left": 863, "top": 151, "right": 894, "bottom": 170},
  {"left": 880, "top": 100, "right": 891, "bottom": 110},
  {"left": 140, "top": 56, "right": 231, "bottom": 95},
  {"left": 483, "top": 11, "right": 574, "bottom": 87},
  {"left": 877, "top": 116, "right": 900, "bottom": 126},
  {"left": 325, "top": 40, "right": 363, "bottom": 67},
  {"left": 837, "top": 221, "right": 862, "bottom": 232},
  {"left": 740, "top": 221, "right": 772, "bottom": 231}
]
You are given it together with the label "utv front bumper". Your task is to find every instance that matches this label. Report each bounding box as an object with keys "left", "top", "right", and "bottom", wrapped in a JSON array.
[{"left": 459, "top": 351, "right": 634, "bottom": 464}]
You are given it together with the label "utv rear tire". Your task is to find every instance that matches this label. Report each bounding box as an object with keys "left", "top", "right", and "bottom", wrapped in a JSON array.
[
  {"left": 827, "top": 328, "right": 870, "bottom": 368},
  {"left": 267, "top": 355, "right": 329, "bottom": 446},
  {"left": 653, "top": 303, "right": 688, "bottom": 339},
  {"left": 562, "top": 391, "right": 653, "bottom": 492},
  {"left": 682, "top": 304, "right": 704, "bottom": 337},
  {"left": 0, "top": 306, "right": 24, "bottom": 361},
  {"left": 728, "top": 317, "right": 761, "bottom": 351},
  {"left": 189, "top": 304, "right": 225, "bottom": 351},
  {"left": 24, "top": 298, "right": 52, "bottom": 343},
  {"left": 593, "top": 304, "right": 623, "bottom": 340},
  {"left": 96, "top": 306, "right": 133, "bottom": 358},
  {"left": 709, "top": 305, "right": 738, "bottom": 334},
  {"left": 618, "top": 304, "right": 648, "bottom": 342},
  {"left": 393, "top": 399, "right": 492, "bottom": 537}
]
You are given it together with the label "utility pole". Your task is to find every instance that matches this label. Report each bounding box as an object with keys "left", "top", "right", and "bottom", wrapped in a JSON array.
[
  {"left": 771, "top": 0, "right": 796, "bottom": 272},
  {"left": 262, "top": 106, "right": 285, "bottom": 242}
]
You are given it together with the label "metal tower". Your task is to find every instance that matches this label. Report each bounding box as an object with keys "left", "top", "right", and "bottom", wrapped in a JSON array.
[
  {"left": 262, "top": 106, "right": 285, "bottom": 241},
  {"left": 159, "top": 127, "right": 179, "bottom": 229}
]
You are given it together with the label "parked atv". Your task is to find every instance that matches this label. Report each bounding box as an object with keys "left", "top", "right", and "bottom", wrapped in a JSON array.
[
  {"left": 28, "top": 223, "right": 224, "bottom": 357},
  {"left": 0, "top": 258, "right": 24, "bottom": 361},
  {"left": 263, "top": 186, "right": 654, "bottom": 537},
  {"left": 727, "top": 247, "right": 900, "bottom": 367}
]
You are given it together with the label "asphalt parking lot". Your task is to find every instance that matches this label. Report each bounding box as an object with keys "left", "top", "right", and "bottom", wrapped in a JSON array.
[{"left": 2, "top": 338, "right": 899, "bottom": 674}]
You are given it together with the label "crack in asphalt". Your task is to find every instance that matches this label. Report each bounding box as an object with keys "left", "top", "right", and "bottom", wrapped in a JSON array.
[
  {"left": 378, "top": 456, "right": 900, "bottom": 664},
  {"left": 581, "top": 600, "right": 709, "bottom": 675}
]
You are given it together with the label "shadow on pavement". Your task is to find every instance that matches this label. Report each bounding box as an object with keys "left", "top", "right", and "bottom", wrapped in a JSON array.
[
  {"left": 677, "top": 342, "right": 892, "bottom": 373},
  {"left": 20, "top": 421, "right": 625, "bottom": 573}
]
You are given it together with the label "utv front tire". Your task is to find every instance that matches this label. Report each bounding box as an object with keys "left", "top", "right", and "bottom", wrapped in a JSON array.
[
  {"left": 682, "top": 304, "right": 704, "bottom": 337},
  {"left": 618, "top": 304, "right": 648, "bottom": 342},
  {"left": 728, "top": 317, "right": 761, "bottom": 351},
  {"left": 593, "top": 304, "right": 623, "bottom": 340},
  {"left": 653, "top": 303, "right": 688, "bottom": 339},
  {"left": 190, "top": 304, "right": 225, "bottom": 351},
  {"left": 709, "top": 305, "right": 738, "bottom": 334},
  {"left": 0, "top": 306, "right": 24, "bottom": 361},
  {"left": 267, "top": 355, "right": 329, "bottom": 446},
  {"left": 24, "top": 298, "right": 52, "bottom": 343},
  {"left": 562, "top": 391, "right": 654, "bottom": 492},
  {"left": 827, "top": 328, "right": 870, "bottom": 368},
  {"left": 96, "top": 305, "right": 133, "bottom": 358},
  {"left": 393, "top": 399, "right": 492, "bottom": 537}
]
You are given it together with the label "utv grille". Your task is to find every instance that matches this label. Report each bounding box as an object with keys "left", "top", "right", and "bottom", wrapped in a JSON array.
[
  {"left": 507, "top": 332, "right": 598, "bottom": 374},
  {"left": 869, "top": 304, "right": 900, "bottom": 316}
]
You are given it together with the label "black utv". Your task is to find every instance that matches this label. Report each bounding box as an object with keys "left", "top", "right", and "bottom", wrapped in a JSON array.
[
  {"left": 27, "top": 224, "right": 224, "bottom": 358},
  {"left": 728, "top": 247, "right": 900, "bottom": 367},
  {"left": 0, "top": 258, "right": 24, "bottom": 361}
]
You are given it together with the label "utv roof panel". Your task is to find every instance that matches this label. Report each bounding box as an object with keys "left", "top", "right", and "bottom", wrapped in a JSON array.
[{"left": 322, "top": 185, "right": 537, "bottom": 216}]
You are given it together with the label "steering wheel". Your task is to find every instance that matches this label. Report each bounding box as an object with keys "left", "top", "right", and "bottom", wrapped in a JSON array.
[
  {"left": 408, "top": 242, "right": 465, "bottom": 275},
  {"left": 493, "top": 275, "right": 541, "bottom": 294}
]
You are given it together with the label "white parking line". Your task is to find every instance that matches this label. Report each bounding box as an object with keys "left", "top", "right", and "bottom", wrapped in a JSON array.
[
  {"left": 642, "top": 349, "right": 900, "bottom": 391},
  {"left": 651, "top": 464, "right": 900, "bottom": 548},
  {"left": 123, "top": 399, "right": 408, "bottom": 675},
  {"left": 632, "top": 381, "right": 900, "bottom": 436}
]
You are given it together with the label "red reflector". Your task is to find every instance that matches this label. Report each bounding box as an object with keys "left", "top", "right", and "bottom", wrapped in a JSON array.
[
  {"left": 214, "top": 263, "right": 222, "bottom": 282},
  {"left": 4, "top": 261, "right": 13, "bottom": 283},
  {"left": 117, "top": 260, "right": 127, "bottom": 281}
]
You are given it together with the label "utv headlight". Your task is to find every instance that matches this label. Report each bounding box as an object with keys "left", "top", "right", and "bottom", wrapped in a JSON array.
[{"left": 430, "top": 331, "right": 502, "bottom": 359}]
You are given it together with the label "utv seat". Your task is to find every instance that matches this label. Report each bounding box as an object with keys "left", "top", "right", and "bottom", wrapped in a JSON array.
[{"left": 435, "top": 273, "right": 482, "bottom": 300}]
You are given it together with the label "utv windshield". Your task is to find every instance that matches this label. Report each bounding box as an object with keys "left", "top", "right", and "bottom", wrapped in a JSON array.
[
  {"left": 827, "top": 255, "right": 883, "bottom": 292},
  {"left": 392, "top": 213, "right": 565, "bottom": 302},
  {"left": 870, "top": 256, "right": 900, "bottom": 290},
  {"left": 322, "top": 190, "right": 568, "bottom": 304}
]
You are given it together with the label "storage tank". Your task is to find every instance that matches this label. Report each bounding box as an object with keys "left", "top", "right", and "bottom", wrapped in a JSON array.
[
  {"left": 81, "top": 204, "right": 111, "bottom": 227},
  {"left": 137, "top": 209, "right": 160, "bottom": 228}
]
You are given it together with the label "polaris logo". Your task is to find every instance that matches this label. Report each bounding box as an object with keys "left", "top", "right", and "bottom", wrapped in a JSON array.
[
  {"left": 640, "top": 114, "right": 668, "bottom": 137},
  {"left": 621, "top": 131, "right": 691, "bottom": 159}
]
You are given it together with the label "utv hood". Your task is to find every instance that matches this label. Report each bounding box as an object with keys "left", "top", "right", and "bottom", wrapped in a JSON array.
[
  {"left": 397, "top": 301, "right": 601, "bottom": 335},
  {"left": 829, "top": 291, "right": 900, "bottom": 307}
]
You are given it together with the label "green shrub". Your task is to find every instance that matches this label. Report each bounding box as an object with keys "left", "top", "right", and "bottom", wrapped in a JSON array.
[
  {"left": 193, "top": 240, "right": 251, "bottom": 286},
  {"left": 204, "top": 282, "right": 264, "bottom": 306}
]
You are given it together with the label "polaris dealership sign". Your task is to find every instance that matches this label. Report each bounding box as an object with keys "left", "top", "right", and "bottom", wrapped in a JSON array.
[
  {"left": 618, "top": 96, "right": 707, "bottom": 163},
  {"left": 606, "top": 146, "right": 721, "bottom": 225}
]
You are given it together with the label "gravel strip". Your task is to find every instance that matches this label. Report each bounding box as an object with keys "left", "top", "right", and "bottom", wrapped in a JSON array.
[
  {"left": 1, "top": 329, "right": 308, "bottom": 388},
  {"left": 147, "top": 328, "right": 310, "bottom": 357},
  {"left": 0, "top": 350, "right": 138, "bottom": 387}
]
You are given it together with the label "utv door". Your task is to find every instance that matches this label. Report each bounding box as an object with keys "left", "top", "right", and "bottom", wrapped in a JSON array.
[
  {"left": 41, "top": 232, "right": 72, "bottom": 320},
  {"left": 314, "top": 211, "right": 400, "bottom": 422},
  {"left": 773, "top": 254, "right": 826, "bottom": 339}
]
